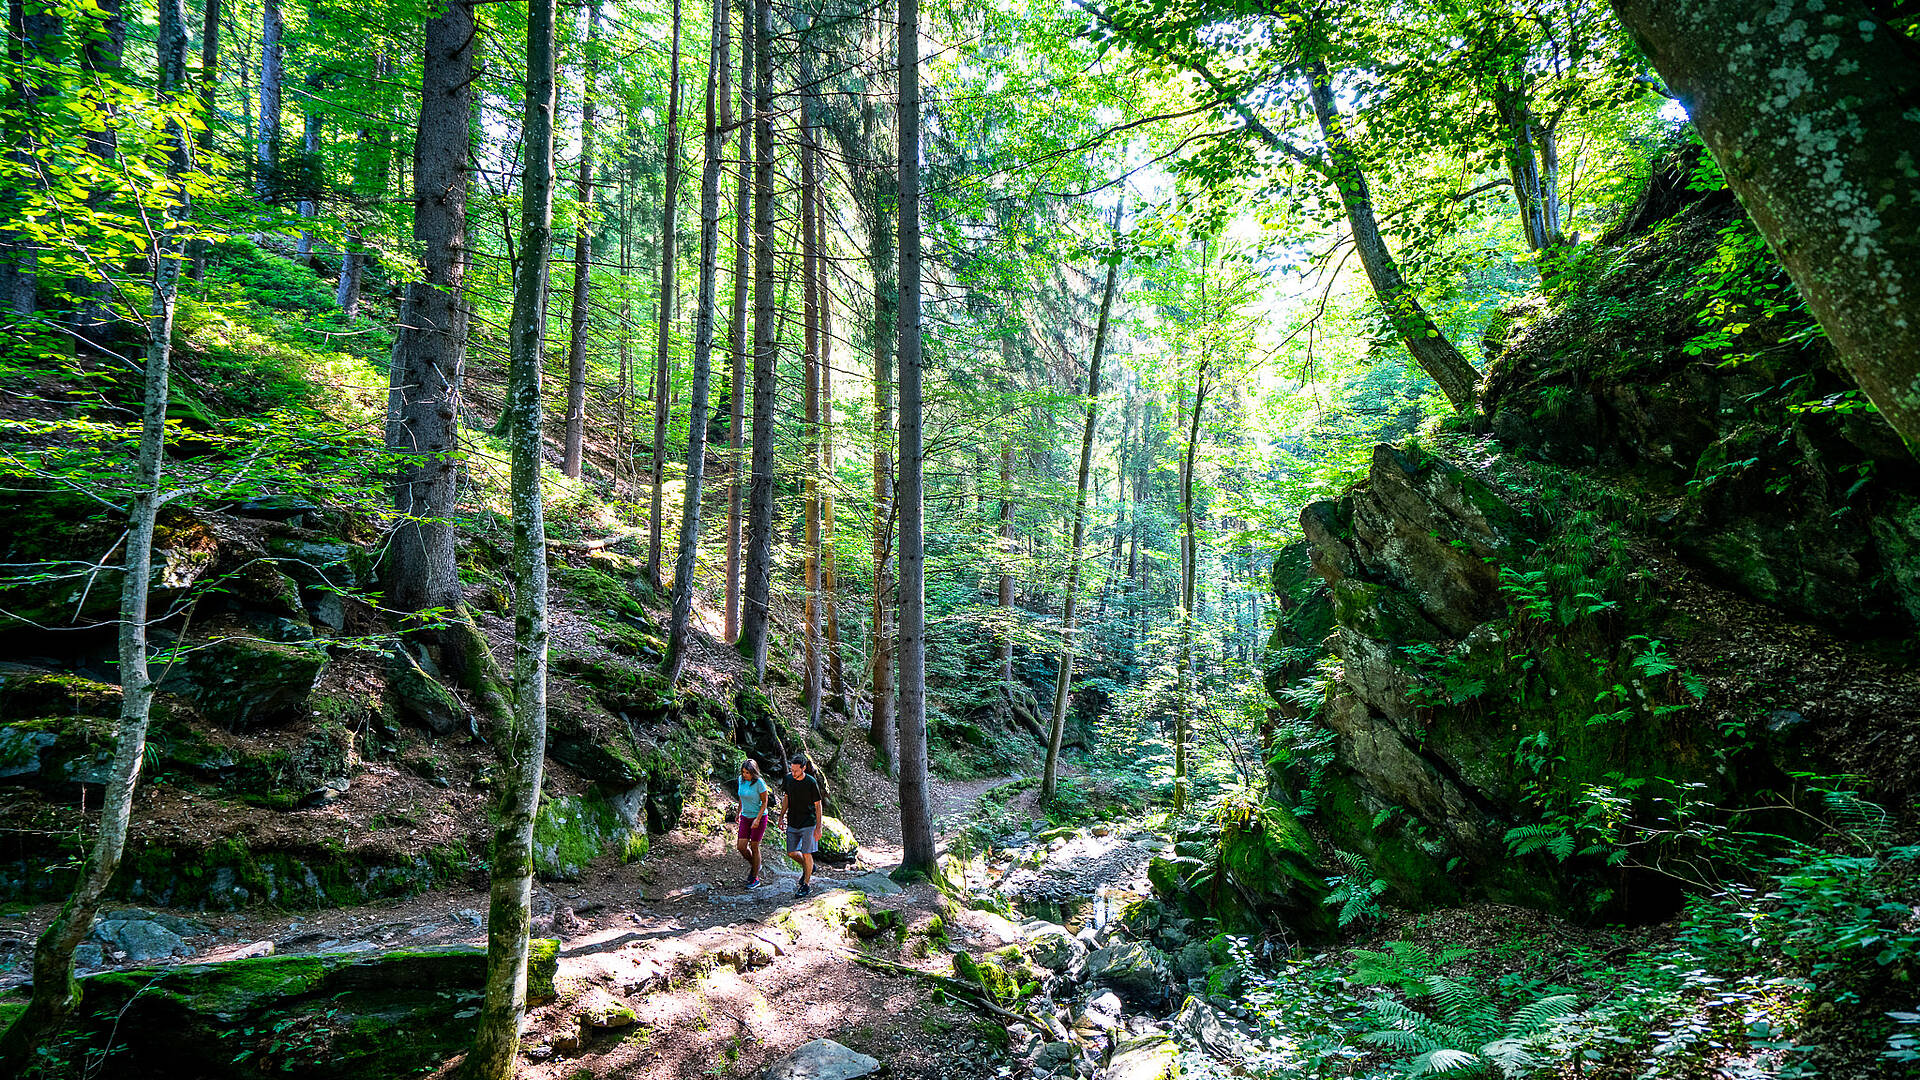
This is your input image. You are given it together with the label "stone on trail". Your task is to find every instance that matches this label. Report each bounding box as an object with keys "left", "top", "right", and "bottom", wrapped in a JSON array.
[
  {"left": 845, "top": 870, "right": 904, "bottom": 896},
  {"left": 1170, "top": 996, "right": 1257, "bottom": 1061},
  {"left": 764, "top": 1039, "right": 882, "bottom": 1080}
]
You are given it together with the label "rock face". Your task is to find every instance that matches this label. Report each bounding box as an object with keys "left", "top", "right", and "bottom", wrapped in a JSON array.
[
  {"left": 1480, "top": 150, "right": 1920, "bottom": 634},
  {"left": 41, "top": 942, "right": 558, "bottom": 1079}
]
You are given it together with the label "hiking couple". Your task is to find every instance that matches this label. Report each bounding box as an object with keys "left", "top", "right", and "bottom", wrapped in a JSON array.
[{"left": 733, "top": 755, "right": 823, "bottom": 899}]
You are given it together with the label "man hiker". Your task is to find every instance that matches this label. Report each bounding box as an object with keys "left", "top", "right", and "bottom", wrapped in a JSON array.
[
  {"left": 779, "top": 754, "right": 823, "bottom": 899},
  {"left": 734, "top": 759, "right": 770, "bottom": 888}
]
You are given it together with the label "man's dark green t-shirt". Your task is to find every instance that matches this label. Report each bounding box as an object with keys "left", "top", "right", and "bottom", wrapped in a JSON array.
[{"left": 782, "top": 773, "right": 822, "bottom": 829}]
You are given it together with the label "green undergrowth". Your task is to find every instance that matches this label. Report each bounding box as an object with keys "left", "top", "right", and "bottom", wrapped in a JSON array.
[{"left": 1193, "top": 834, "right": 1919, "bottom": 1080}]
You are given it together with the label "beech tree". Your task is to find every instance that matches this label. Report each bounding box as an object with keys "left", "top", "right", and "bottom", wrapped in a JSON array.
[
  {"left": 1610, "top": 0, "right": 1920, "bottom": 452},
  {"left": 464, "top": 0, "right": 556, "bottom": 1070},
  {"left": 0, "top": 0, "right": 191, "bottom": 1063}
]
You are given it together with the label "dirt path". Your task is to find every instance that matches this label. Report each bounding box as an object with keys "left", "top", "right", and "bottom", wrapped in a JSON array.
[{"left": 0, "top": 755, "right": 1074, "bottom": 1080}]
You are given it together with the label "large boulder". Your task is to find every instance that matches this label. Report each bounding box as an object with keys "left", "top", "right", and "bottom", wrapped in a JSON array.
[
  {"left": 170, "top": 637, "right": 327, "bottom": 729},
  {"left": 816, "top": 816, "right": 858, "bottom": 863},
  {"left": 764, "top": 1039, "right": 882, "bottom": 1080},
  {"left": 1086, "top": 941, "right": 1170, "bottom": 1003}
]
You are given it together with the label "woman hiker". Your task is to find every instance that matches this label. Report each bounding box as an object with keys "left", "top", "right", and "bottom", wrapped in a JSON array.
[
  {"left": 778, "top": 754, "right": 823, "bottom": 899},
  {"left": 734, "top": 759, "right": 770, "bottom": 888}
]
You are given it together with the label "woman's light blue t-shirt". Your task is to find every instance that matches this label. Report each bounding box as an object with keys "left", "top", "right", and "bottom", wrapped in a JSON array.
[{"left": 738, "top": 777, "right": 769, "bottom": 818}]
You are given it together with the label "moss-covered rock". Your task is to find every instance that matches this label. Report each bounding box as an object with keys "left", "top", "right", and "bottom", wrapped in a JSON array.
[
  {"left": 34, "top": 941, "right": 558, "bottom": 1079},
  {"left": 531, "top": 786, "right": 650, "bottom": 880},
  {"left": 0, "top": 835, "right": 475, "bottom": 910},
  {"left": 169, "top": 637, "right": 327, "bottom": 729},
  {"left": 816, "top": 815, "right": 858, "bottom": 863},
  {"left": 1086, "top": 941, "right": 1170, "bottom": 1002}
]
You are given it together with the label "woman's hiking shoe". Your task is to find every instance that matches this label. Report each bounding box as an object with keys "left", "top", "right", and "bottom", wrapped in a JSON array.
[{"left": 744, "top": 877, "right": 761, "bottom": 889}]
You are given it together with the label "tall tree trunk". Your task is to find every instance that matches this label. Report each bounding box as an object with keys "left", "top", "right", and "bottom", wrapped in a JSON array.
[
  {"left": 996, "top": 438, "right": 1014, "bottom": 686},
  {"left": 1494, "top": 74, "right": 1558, "bottom": 251},
  {"left": 1610, "top": 0, "right": 1920, "bottom": 453},
  {"left": 1, "top": 0, "right": 56, "bottom": 316},
  {"left": 386, "top": 0, "right": 503, "bottom": 701},
  {"left": 562, "top": 1, "right": 601, "bottom": 478},
  {"left": 464, "top": 0, "right": 555, "bottom": 1071},
  {"left": 0, "top": 0, "right": 189, "bottom": 1062},
  {"left": 1174, "top": 365, "right": 1208, "bottom": 816},
  {"left": 257, "top": 0, "right": 282, "bottom": 200},
  {"left": 187, "top": 0, "right": 219, "bottom": 282},
  {"left": 663, "top": 0, "right": 729, "bottom": 685},
  {"left": 1303, "top": 61, "right": 1480, "bottom": 411},
  {"left": 896, "top": 0, "right": 935, "bottom": 874},
  {"left": 648, "top": 0, "right": 684, "bottom": 588},
  {"left": 73, "top": 0, "right": 124, "bottom": 344},
  {"left": 738, "top": 0, "right": 777, "bottom": 676},
  {"left": 800, "top": 29, "right": 823, "bottom": 727},
  {"left": 863, "top": 76, "right": 897, "bottom": 771},
  {"left": 1042, "top": 244, "right": 1120, "bottom": 804},
  {"left": 725, "top": 0, "right": 751, "bottom": 644},
  {"left": 297, "top": 50, "right": 320, "bottom": 256},
  {"left": 821, "top": 249, "right": 844, "bottom": 701}
]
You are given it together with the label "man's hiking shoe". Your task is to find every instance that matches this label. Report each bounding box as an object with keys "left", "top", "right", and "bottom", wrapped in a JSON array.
[{"left": 794, "top": 882, "right": 812, "bottom": 899}]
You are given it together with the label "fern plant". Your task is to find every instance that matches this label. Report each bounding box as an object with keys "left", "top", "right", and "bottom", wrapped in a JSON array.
[
  {"left": 1362, "top": 973, "right": 1580, "bottom": 1078},
  {"left": 1323, "top": 848, "right": 1390, "bottom": 928}
]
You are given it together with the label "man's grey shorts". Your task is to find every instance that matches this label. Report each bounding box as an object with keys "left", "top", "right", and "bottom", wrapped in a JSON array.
[{"left": 784, "top": 825, "right": 818, "bottom": 854}]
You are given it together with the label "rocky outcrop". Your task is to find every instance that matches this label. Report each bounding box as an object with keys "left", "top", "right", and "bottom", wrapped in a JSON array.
[
  {"left": 34, "top": 942, "right": 557, "bottom": 1079},
  {"left": 1481, "top": 149, "right": 1920, "bottom": 633}
]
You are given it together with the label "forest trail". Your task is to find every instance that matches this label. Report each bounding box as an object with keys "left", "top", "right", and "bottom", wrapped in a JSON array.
[{"left": 1, "top": 751, "right": 1137, "bottom": 1080}]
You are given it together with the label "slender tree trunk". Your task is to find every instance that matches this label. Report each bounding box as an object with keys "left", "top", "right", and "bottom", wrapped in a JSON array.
[
  {"left": 73, "top": 0, "right": 124, "bottom": 344},
  {"left": 738, "top": 0, "right": 777, "bottom": 675},
  {"left": 800, "top": 30, "right": 823, "bottom": 726},
  {"left": 863, "top": 76, "right": 897, "bottom": 770},
  {"left": 1173, "top": 364, "right": 1208, "bottom": 816},
  {"left": 257, "top": 0, "right": 282, "bottom": 200},
  {"left": 0, "top": 0, "right": 189, "bottom": 1063},
  {"left": 649, "top": 0, "right": 685, "bottom": 588},
  {"left": 1042, "top": 244, "right": 1120, "bottom": 803},
  {"left": 662, "top": 0, "right": 728, "bottom": 685},
  {"left": 2, "top": 0, "right": 26, "bottom": 315},
  {"left": 1610, "top": 0, "right": 1920, "bottom": 453},
  {"left": 297, "top": 55, "right": 320, "bottom": 256},
  {"left": 725, "top": 0, "right": 751, "bottom": 644},
  {"left": 896, "top": 0, "right": 935, "bottom": 874},
  {"left": 1303, "top": 61, "right": 1480, "bottom": 411},
  {"left": 2, "top": 0, "right": 56, "bottom": 316},
  {"left": 562, "top": 3, "right": 601, "bottom": 478},
  {"left": 821, "top": 252, "right": 844, "bottom": 701},
  {"left": 1494, "top": 74, "right": 1559, "bottom": 251},
  {"left": 187, "top": 0, "right": 219, "bottom": 282},
  {"left": 463, "top": 0, "right": 555, "bottom": 1071},
  {"left": 993, "top": 437, "right": 1014, "bottom": 686}
]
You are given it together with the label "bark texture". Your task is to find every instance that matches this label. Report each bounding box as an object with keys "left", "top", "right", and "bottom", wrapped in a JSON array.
[
  {"left": 1610, "top": 0, "right": 1920, "bottom": 452},
  {"left": 725, "top": 0, "right": 751, "bottom": 644},
  {"left": 386, "top": 0, "right": 474, "bottom": 646},
  {"left": 896, "top": 0, "right": 935, "bottom": 873},
  {"left": 649, "top": 0, "right": 685, "bottom": 588},
  {"left": 563, "top": 2, "right": 602, "bottom": 478},
  {"left": 663, "top": 0, "right": 729, "bottom": 685},
  {"left": 464, "top": 0, "right": 555, "bottom": 1072},
  {"left": 738, "top": 0, "right": 776, "bottom": 676}
]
